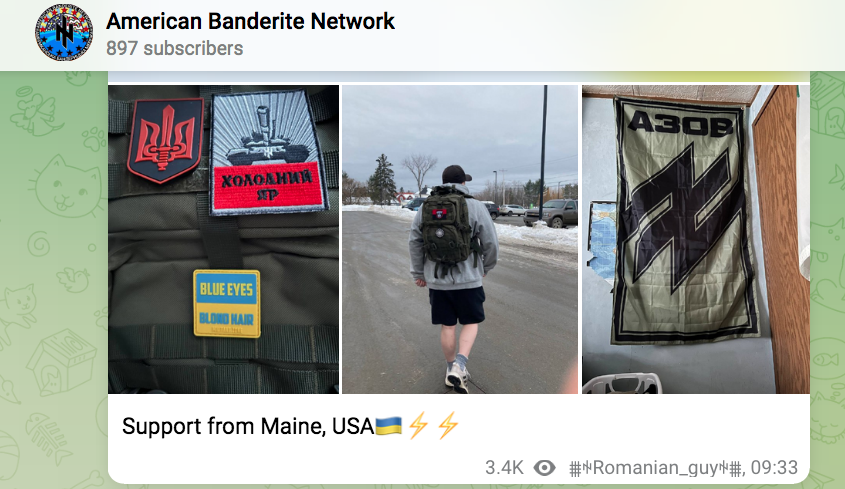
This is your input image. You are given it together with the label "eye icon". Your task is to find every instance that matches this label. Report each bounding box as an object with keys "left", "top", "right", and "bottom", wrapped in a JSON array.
[{"left": 534, "top": 460, "right": 556, "bottom": 476}]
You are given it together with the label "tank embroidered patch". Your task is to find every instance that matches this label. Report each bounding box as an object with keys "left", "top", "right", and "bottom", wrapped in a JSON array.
[
  {"left": 193, "top": 270, "right": 261, "bottom": 339},
  {"left": 126, "top": 98, "right": 204, "bottom": 184},
  {"left": 209, "top": 89, "right": 329, "bottom": 215}
]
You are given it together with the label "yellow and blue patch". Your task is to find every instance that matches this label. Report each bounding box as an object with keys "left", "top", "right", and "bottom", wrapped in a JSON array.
[
  {"left": 375, "top": 417, "right": 402, "bottom": 435},
  {"left": 193, "top": 270, "right": 261, "bottom": 338}
]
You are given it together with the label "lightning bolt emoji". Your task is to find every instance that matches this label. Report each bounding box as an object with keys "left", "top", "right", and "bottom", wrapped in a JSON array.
[
  {"left": 410, "top": 412, "right": 427, "bottom": 440},
  {"left": 439, "top": 411, "right": 458, "bottom": 440}
]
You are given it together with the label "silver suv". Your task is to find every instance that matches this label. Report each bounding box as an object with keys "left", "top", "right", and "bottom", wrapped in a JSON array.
[{"left": 502, "top": 204, "right": 526, "bottom": 216}]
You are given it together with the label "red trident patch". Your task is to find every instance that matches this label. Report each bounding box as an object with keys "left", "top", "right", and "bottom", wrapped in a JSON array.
[
  {"left": 127, "top": 98, "right": 204, "bottom": 184},
  {"left": 433, "top": 209, "right": 448, "bottom": 219},
  {"left": 136, "top": 105, "right": 195, "bottom": 171}
]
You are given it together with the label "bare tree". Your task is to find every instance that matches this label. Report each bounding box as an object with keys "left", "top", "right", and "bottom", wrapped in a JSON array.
[
  {"left": 472, "top": 179, "right": 497, "bottom": 202},
  {"left": 342, "top": 171, "right": 369, "bottom": 205},
  {"left": 402, "top": 154, "right": 438, "bottom": 194}
]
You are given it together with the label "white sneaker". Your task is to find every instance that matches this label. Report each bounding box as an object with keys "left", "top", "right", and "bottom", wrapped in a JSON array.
[
  {"left": 445, "top": 367, "right": 453, "bottom": 388},
  {"left": 447, "top": 363, "right": 470, "bottom": 394}
]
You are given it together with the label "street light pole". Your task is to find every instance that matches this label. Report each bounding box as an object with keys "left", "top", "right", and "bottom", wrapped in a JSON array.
[
  {"left": 499, "top": 169, "right": 506, "bottom": 204},
  {"left": 538, "top": 85, "right": 548, "bottom": 224},
  {"left": 493, "top": 171, "right": 498, "bottom": 205}
]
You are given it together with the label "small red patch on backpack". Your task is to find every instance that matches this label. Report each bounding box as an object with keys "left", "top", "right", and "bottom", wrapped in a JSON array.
[{"left": 433, "top": 209, "right": 447, "bottom": 219}]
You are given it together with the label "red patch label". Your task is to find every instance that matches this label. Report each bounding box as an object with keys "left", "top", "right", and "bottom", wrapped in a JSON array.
[
  {"left": 433, "top": 209, "right": 448, "bottom": 219},
  {"left": 209, "top": 89, "right": 329, "bottom": 216},
  {"left": 213, "top": 162, "right": 324, "bottom": 211}
]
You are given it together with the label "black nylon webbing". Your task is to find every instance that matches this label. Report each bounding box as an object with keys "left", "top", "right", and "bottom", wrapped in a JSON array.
[
  {"left": 196, "top": 193, "right": 244, "bottom": 269},
  {"left": 324, "top": 149, "right": 339, "bottom": 189},
  {"left": 108, "top": 99, "right": 133, "bottom": 134},
  {"left": 108, "top": 361, "right": 338, "bottom": 394},
  {"left": 108, "top": 323, "right": 338, "bottom": 394},
  {"left": 109, "top": 86, "right": 333, "bottom": 136},
  {"left": 199, "top": 85, "right": 232, "bottom": 98},
  {"left": 108, "top": 163, "right": 123, "bottom": 200},
  {"left": 109, "top": 99, "right": 213, "bottom": 135},
  {"left": 202, "top": 100, "right": 211, "bottom": 131},
  {"left": 309, "top": 87, "right": 339, "bottom": 123},
  {"left": 108, "top": 323, "right": 338, "bottom": 363}
]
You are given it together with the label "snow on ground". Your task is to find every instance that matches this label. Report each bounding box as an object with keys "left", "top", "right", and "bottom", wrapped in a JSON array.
[
  {"left": 495, "top": 220, "right": 579, "bottom": 250},
  {"left": 342, "top": 205, "right": 579, "bottom": 251},
  {"left": 342, "top": 204, "right": 416, "bottom": 222}
]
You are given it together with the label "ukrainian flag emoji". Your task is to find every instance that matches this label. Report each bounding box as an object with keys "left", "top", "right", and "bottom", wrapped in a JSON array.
[{"left": 375, "top": 417, "right": 402, "bottom": 435}]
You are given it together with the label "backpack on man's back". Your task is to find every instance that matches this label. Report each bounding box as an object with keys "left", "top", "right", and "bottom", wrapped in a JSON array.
[{"left": 420, "top": 185, "right": 481, "bottom": 278}]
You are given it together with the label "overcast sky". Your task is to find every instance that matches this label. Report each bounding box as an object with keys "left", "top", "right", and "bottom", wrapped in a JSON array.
[{"left": 342, "top": 85, "right": 578, "bottom": 195}]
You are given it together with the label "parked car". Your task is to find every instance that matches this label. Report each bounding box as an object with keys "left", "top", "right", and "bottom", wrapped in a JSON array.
[
  {"left": 523, "top": 199, "right": 577, "bottom": 228},
  {"left": 404, "top": 197, "right": 426, "bottom": 211},
  {"left": 502, "top": 204, "right": 526, "bottom": 216},
  {"left": 484, "top": 202, "right": 500, "bottom": 220}
]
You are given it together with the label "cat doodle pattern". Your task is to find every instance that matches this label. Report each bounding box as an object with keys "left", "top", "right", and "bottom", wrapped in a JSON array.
[
  {"left": 29, "top": 155, "right": 103, "bottom": 218},
  {"left": 811, "top": 392, "right": 845, "bottom": 444},
  {"left": 0, "top": 285, "right": 37, "bottom": 351},
  {"left": 811, "top": 218, "right": 845, "bottom": 313}
]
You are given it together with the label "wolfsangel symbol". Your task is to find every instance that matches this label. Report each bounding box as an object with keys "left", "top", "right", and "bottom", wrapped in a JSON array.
[
  {"left": 36, "top": 4, "right": 93, "bottom": 61},
  {"left": 622, "top": 142, "right": 743, "bottom": 293},
  {"left": 127, "top": 98, "right": 204, "bottom": 184}
]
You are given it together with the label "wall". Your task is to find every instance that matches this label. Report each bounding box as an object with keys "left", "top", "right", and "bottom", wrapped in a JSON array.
[{"left": 581, "top": 90, "right": 777, "bottom": 394}]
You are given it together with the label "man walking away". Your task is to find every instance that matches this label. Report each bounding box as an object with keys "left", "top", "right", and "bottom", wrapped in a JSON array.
[{"left": 409, "top": 165, "right": 499, "bottom": 393}]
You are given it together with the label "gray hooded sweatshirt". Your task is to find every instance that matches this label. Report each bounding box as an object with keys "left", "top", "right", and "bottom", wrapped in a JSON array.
[{"left": 409, "top": 184, "right": 499, "bottom": 290}]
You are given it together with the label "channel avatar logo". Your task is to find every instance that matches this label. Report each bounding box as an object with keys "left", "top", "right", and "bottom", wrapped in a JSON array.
[{"left": 36, "top": 4, "right": 92, "bottom": 61}]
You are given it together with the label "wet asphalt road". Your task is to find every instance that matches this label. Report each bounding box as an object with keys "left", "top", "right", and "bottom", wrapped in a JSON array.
[{"left": 341, "top": 211, "right": 578, "bottom": 394}]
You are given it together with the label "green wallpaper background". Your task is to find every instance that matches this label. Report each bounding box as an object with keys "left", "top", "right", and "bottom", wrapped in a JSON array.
[
  {"left": 0, "top": 71, "right": 109, "bottom": 487},
  {"left": 0, "top": 71, "right": 841, "bottom": 488}
]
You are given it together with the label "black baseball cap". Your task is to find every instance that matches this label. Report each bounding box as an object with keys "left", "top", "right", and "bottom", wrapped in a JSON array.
[{"left": 442, "top": 165, "right": 472, "bottom": 184}]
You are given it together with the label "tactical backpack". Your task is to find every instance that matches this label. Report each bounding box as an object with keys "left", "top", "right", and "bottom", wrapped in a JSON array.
[
  {"left": 107, "top": 85, "right": 339, "bottom": 394},
  {"left": 420, "top": 185, "right": 482, "bottom": 278}
]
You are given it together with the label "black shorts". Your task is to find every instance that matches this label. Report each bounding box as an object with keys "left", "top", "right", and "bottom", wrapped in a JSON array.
[{"left": 429, "top": 286, "right": 486, "bottom": 326}]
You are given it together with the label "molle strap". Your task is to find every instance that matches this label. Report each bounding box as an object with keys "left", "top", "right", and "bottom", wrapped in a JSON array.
[
  {"left": 108, "top": 163, "right": 123, "bottom": 200},
  {"left": 199, "top": 85, "right": 233, "bottom": 99},
  {"left": 108, "top": 362, "right": 339, "bottom": 394},
  {"left": 202, "top": 100, "right": 211, "bottom": 130},
  {"left": 196, "top": 192, "right": 244, "bottom": 269},
  {"left": 109, "top": 99, "right": 214, "bottom": 136},
  {"left": 108, "top": 99, "right": 133, "bottom": 134},
  {"left": 309, "top": 86, "right": 339, "bottom": 123},
  {"left": 471, "top": 240, "right": 483, "bottom": 267},
  {"left": 107, "top": 157, "right": 210, "bottom": 200},
  {"left": 323, "top": 149, "right": 339, "bottom": 189}
]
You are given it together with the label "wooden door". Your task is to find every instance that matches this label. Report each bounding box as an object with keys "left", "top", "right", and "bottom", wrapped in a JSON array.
[{"left": 752, "top": 85, "right": 811, "bottom": 394}]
